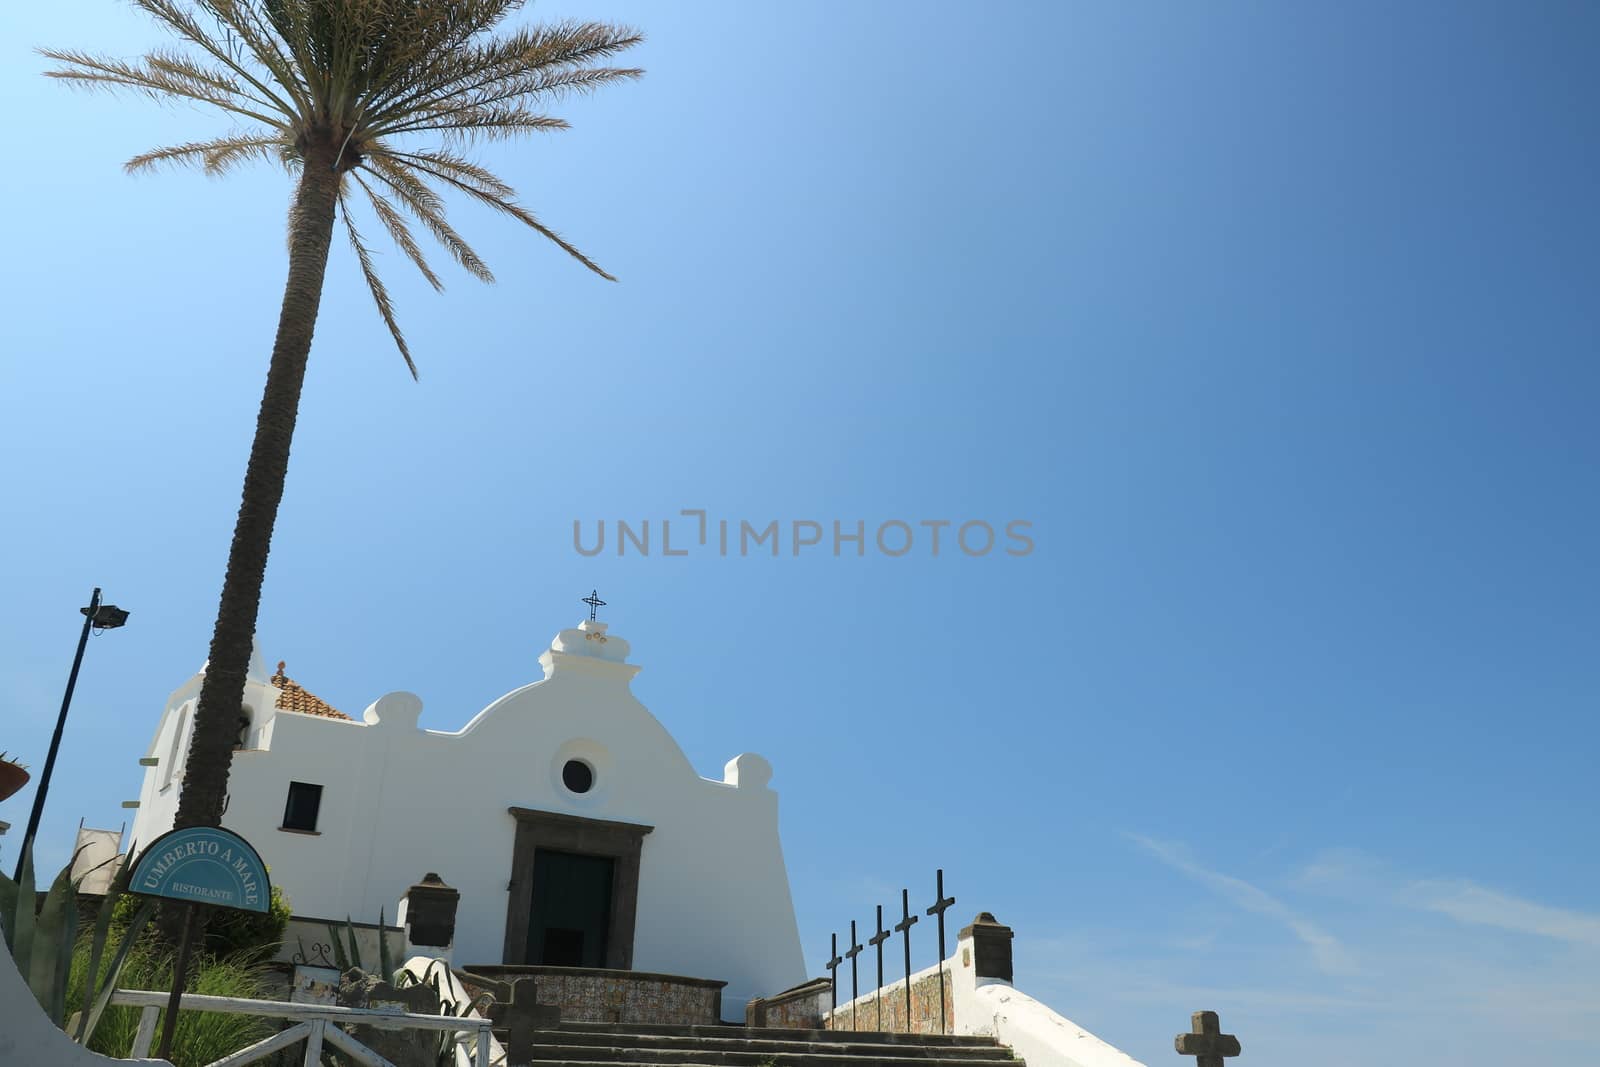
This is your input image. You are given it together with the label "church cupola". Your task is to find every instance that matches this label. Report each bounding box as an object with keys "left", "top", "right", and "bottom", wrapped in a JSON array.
[{"left": 539, "top": 594, "right": 638, "bottom": 682}]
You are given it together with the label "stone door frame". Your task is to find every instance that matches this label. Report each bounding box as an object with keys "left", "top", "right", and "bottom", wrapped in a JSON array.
[{"left": 503, "top": 807, "right": 654, "bottom": 969}]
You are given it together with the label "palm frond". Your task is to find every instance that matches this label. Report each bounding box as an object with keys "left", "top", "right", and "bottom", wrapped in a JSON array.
[
  {"left": 376, "top": 148, "right": 514, "bottom": 197},
  {"left": 127, "top": 0, "right": 305, "bottom": 119},
  {"left": 373, "top": 63, "right": 641, "bottom": 136},
  {"left": 126, "top": 134, "right": 287, "bottom": 175},
  {"left": 379, "top": 105, "right": 568, "bottom": 143},
  {"left": 145, "top": 47, "right": 287, "bottom": 117},
  {"left": 389, "top": 153, "right": 614, "bottom": 281},
  {"left": 352, "top": 172, "right": 444, "bottom": 291},
  {"left": 361, "top": 154, "right": 495, "bottom": 283},
  {"left": 39, "top": 49, "right": 287, "bottom": 127},
  {"left": 345, "top": 0, "right": 528, "bottom": 116},
  {"left": 210, "top": 0, "right": 316, "bottom": 115},
  {"left": 360, "top": 22, "right": 642, "bottom": 130},
  {"left": 339, "top": 190, "right": 419, "bottom": 379}
]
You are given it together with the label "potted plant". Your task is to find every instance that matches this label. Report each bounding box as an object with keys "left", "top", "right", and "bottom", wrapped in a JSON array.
[{"left": 0, "top": 752, "right": 29, "bottom": 802}]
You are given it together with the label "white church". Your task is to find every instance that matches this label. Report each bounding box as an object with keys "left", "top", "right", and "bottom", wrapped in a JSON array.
[
  {"left": 129, "top": 612, "right": 807, "bottom": 1010},
  {"left": 114, "top": 608, "right": 1153, "bottom": 1067}
]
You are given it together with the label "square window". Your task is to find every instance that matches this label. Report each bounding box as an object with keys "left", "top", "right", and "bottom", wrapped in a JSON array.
[{"left": 282, "top": 781, "right": 323, "bottom": 832}]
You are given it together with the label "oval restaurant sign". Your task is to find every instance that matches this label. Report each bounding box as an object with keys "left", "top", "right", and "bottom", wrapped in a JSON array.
[{"left": 130, "top": 826, "right": 270, "bottom": 913}]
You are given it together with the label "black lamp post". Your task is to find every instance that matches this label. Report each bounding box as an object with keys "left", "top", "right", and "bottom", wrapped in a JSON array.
[{"left": 12, "top": 587, "right": 129, "bottom": 881}]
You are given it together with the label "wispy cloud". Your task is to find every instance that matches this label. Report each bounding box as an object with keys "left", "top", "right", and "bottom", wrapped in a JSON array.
[
  {"left": 1027, "top": 841, "right": 1600, "bottom": 1065},
  {"left": 1412, "top": 881, "right": 1600, "bottom": 949},
  {"left": 1128, "top": 834, "right": 1356, "bottom": 975},
  {"left": 1290, "top": 847, "right": 1384, "bottom": 891},
  {"left": 1293, "top": 846, "right": 1600, "bottom": 951}
]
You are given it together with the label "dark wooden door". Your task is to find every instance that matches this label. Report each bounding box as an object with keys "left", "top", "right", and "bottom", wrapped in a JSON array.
[{"left": 527, "top": 849, "right": 614, "bottom": 967}]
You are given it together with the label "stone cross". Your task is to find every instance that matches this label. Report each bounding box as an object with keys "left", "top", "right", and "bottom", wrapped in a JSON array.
[
  {"left": 487, "top": 978, "right": 560, "bottom": 1065},
  {"left": 1175, "top": 1010, "right": 1241, "bottom": 1067}
]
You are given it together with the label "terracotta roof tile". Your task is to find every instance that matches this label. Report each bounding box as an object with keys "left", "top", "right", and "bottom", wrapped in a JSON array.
[{"left": 269, "top": 661, "right": 351, "bottom": 721}]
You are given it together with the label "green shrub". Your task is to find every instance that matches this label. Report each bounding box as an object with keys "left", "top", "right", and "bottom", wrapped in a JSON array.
[
  {"left": 113, "top": 881, "right": 291, "bottom": 960},
  {"left": 201, "top": 884, "right": 292, "bottom": 960},
  {"left": 68, "top": 936, "right": 276, "bottom": 1067}
]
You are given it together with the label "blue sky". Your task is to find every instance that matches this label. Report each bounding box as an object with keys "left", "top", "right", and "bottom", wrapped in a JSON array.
[{"left": 3, "top": 2, "right": 1597, "bottom": 1064}]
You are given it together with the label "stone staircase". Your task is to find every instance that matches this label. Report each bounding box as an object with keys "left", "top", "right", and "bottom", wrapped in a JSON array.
[{"left": 511, "top": 1020, "right": 1021, "bottom": 1067}]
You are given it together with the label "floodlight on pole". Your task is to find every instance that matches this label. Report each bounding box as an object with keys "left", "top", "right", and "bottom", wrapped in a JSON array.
[{"left": 12, "top": 587, "right": 129, "bottom": 881}]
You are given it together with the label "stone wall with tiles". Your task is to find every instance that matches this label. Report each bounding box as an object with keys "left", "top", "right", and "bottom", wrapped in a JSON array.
[
  {"left": 745, "top": 977, "right": 831, "bottom": 1029},
  {"left": 459, "top": 965, "right": 725, "bottom": 1025},
  {"left": 825, "top": 961, "right": 956, "bottom": 1035}
]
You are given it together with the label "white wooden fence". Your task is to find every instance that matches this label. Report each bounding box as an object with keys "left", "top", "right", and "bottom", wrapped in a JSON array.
[{"left": 109, "top": 988, "right": 495, "bottom": 1067}]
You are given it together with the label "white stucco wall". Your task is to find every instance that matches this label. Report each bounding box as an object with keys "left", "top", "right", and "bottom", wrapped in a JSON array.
[
  {"left": 129, "top": 620, "right": 806, "bottom": 1013},
  {"left": 946, "top": 928, "right": 1148, "bottom": 1067},
  {"left": 817, "top": 924, "right": 1145, "bottom": 1066},
  {"left": 0, "top": 946, "right": 168, "bottom": 1066},
  {"left": 968, "top": 984, "right": 1147, "bottom": 1067}
]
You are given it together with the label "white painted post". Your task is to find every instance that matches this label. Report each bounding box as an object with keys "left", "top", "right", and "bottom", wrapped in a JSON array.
[
  {"left": 208, "top": 1021, "right": 315, "bottom": 1066},
  {"left": 322, "top": 1019, "right": 399, "bottom": 1067},
  {"left": 476, "top": 1022, "right": 490, "bottom": 1066},
  {"left": 301, "top": 1020, "right": 325, "bottom": 1067},
  {"left": 131, "top": 1005, "right": 160, "bottom": 1058}
]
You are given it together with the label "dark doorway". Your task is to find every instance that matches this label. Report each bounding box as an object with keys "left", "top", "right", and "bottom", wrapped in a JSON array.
[
  {"left": 503, "top": 808, "right": 652, "bottom": 969},
  {"left": 527, "top": 849, "right": 614, "bottom": 967}
]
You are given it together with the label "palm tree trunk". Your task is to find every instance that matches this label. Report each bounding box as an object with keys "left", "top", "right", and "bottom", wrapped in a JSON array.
[{"left": 174, "top": 144, "right": 341, "bottom": 835}]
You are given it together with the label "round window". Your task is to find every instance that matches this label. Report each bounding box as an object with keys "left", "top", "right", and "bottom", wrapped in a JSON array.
[{"left": 562, "top": 759, "right": 594, "bottom": 794}]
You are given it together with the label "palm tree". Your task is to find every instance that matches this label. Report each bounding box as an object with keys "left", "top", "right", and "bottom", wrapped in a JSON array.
[{"left": 42, "top": 0, "right": 641, "bottom": 837}]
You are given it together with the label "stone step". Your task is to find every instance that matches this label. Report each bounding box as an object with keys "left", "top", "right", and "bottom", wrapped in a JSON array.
[
  {"left": 517, "top": 1060, "right": 1015, "bottom": 1067},
  {"left": 527, "top": 1032, "right": 1013, "bottom": 1061},
  {"left": 548, "top": 1022, "right": 998, "bottom": 1047},
  {"left": 519, "top": 1043, "right": 1013, "bottom": 1067}
]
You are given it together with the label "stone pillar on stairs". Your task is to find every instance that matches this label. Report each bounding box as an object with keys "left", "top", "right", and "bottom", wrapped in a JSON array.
[
  {"left": 949, "top": 911, "right": 1015, "bottom": 1037},
  {"left": 960, "top": 912, "right": 1015, "bottom": 983},
  {"left": 398, "top": 872, "right": 460, "bottom": 962}
]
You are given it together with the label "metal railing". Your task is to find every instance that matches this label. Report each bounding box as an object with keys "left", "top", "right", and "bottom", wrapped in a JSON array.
[
  {"left": 825, "top": 868, "right": 957, "bottom": 1033},
  {"left": 110, "top": 988, "right": 495, "bottom": 1067}
]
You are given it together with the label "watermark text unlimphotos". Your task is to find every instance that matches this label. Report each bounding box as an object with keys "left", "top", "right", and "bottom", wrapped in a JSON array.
[{"left": 573, "top": 512, "right": 1034, "bottom": 558}]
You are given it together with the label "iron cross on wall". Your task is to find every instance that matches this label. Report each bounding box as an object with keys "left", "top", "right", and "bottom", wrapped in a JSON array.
[
  {"left": 868, "top": 905, "right": 890, "bottom": 1031},
  {"left": 844, "top": 921, "right": 863, "bottom": 1030},
  {"left": 894, "top": 888, "right": 919, "bottom": 1031},
  {"left": 925, "top": 868, "right": 955, "bottom": 1034},
  {"left": 825, "top": 933, "right": 843, "bottom": 1014}
]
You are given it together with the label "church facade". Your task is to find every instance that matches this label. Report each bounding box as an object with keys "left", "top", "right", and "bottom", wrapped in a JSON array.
[{"left": 129, "top": 616, "right": 806, "bottom": 1011}]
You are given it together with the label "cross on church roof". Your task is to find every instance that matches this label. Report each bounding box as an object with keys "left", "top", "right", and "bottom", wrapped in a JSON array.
[
  {"left": 581, "top": 589, "right": 606, "bottom": 621},
  {"left": 1175, "top": 1010, "right": 1241, "bottom": 1067}
]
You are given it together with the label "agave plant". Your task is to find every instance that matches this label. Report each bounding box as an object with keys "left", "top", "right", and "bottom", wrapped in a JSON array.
[
  {"left": 394, "top": 955, "right": 497, "bottom": 1066},
  {"left": 0, "top": 843, "right": 157, "bottom": 1041},
  {"left": 323, "top": 907, "right": 396, "bottom": 978}
]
